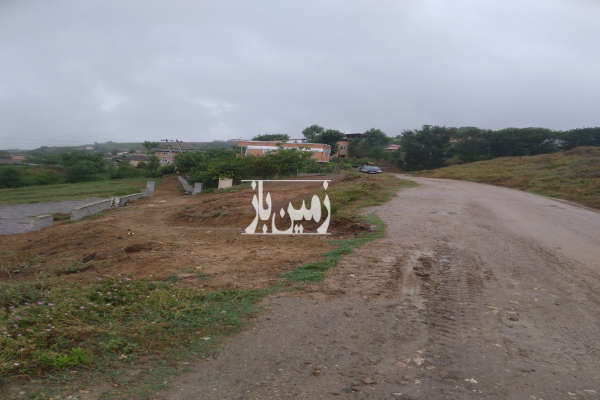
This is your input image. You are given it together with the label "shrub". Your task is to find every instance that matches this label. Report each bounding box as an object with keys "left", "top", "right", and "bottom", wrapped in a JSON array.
[
  {"left": 65, "top": 160, "right": 100, "bottom": 182},
  {"left": 0, "top": 167, "right": 23, "bottom": 188},
  {"left": 182, "top": 149, "right": 319, "bottom": 188},
  {"left": 29, "top": 170, "right": 64, "bottom": 185},
  {"left": 158, "top": 164, "right": 176, "bottom": 175},
  {"left": 109, "top": 164, "right": 143, "bottom": 179}
]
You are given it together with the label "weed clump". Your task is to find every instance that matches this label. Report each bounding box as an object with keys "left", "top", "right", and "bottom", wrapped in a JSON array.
[{"left": 0, "top": 277, "right": 267, "bottom": 376}]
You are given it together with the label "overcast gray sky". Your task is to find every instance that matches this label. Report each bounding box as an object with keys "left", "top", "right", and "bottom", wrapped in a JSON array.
[{"left": 1, "top": 0, "right": 599, "bottom": 149}]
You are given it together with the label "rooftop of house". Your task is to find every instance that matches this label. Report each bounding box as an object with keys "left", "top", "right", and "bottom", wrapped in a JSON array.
[
  {"left": 237, "top": 140, "right": 331, "bottom": 149},
  {"left": 126, "top": 154, "right": 150, "bottom": 161}
]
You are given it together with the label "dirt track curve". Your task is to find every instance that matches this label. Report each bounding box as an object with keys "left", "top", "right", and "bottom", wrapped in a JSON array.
[{"left": 165, "top": 175, "right": 600, "bottom": 400}]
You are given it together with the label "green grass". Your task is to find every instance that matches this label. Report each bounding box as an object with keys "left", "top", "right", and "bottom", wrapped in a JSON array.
[
  {"left": 51, "top": 260, "right": 94, "bottom": 275},
  {"left": 0, "top": 277, "right": 269, "bottom": 381},
  {"left": 0, "top": 178, "right": 151, "bottom": 204},
  {"left": 284, "top": 214, "right": 385, "bottom": 282},
  {"left": 417, "top": 147, "right": 600, "bottom": 209}
]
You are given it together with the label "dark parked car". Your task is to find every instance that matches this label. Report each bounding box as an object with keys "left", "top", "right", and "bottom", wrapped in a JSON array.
[{"left": 358, "top": 165, "right": 382, "bottom": 174}]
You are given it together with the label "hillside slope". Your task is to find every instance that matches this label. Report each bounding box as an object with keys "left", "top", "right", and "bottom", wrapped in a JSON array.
[{"left": 417, "top": 146, "right": 600, "bottom": 209}]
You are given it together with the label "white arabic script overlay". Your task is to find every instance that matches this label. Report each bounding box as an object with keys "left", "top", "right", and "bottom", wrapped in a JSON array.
[{"left": 243, "top": 180, "right": 331, "bottom": 235}]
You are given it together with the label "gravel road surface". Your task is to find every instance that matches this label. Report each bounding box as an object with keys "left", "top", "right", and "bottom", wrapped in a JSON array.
[{"left": 165, "top": 176, "right": 600, "bottom": 400}]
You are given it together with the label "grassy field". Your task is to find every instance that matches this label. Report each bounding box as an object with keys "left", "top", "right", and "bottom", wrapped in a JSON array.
[
  {"left": 417, "top": 147, "right": 600, "bottom": 209},
  {"left": 0, "top": 178, "right": 150, "bottom": 204}
]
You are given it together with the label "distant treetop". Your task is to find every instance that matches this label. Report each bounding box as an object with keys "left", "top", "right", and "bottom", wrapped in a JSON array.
[{"left": 252, "top": 134, "right": 289, "bottom": 141}]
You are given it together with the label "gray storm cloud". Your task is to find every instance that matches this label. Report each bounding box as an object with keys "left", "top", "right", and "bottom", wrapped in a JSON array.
[{"left": 1, "top": 0, "right": 599, "bottom": 148}]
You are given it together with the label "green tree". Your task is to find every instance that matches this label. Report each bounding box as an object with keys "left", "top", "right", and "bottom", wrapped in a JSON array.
[
  {"left": 252, "top": 134, "right": 289, "bottom": 141},
  {"left": 145, "top": 155, "right": 161, "bottom": 177},
  {"left": 398, "top": 126, "right": 450, "bottom": 170},
  {"left": 315, "top": 129, "right": 345, "bottom": 153},
  {"left": 143, "top": 141, "right": 160, "bottom": 154},
  {"left": 302, "top": 124, "right": 324, "bottom": 142},
  {"left": 61, "top": 151, "right": 105, "bottom": 172},
  {"left": 362, "top": 129, "right": 390, "bottom": 147},
  {"left": 65, "top": 160, "right": 98, "bottom": 183},
  {"left": 0, "top": 167, "right": 23, "bottom": 188},
  {"left": 561, "top": 128, "right": 600, "bottom": 149},
  {"left": 348, "top": 128, "right": 390, "bottom": 159}
]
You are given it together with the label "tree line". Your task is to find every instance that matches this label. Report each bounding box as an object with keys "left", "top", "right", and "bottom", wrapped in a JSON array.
[
  {"left": 174, "top": 148, "right": 329, "bottom": 188},
  {"left": 254, "top": 124, "right": 600, "bottom": 171},
  {"left": 0, "top": 151, "right": 169, "bottom": 189},
  {"left": 397, "top": 126, "right": 600, "bottom": 170}
]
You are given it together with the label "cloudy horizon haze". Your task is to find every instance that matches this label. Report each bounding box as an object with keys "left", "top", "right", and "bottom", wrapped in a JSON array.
[{"left": 1, "top": 0, "right": 599, "bottom": 149}]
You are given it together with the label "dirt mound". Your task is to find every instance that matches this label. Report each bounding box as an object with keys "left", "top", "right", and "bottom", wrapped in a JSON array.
[{"left": 170, "top": 176, "right": 346, "bottom": 231}]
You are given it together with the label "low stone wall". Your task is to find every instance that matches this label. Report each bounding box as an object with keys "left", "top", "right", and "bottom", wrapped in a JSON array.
[
  {"left": 70, "top": 181, "right": 156, "bottom": 221},
  {"left": 178, "top": 175, "right": 193, "bottom": 194},
  {"left": 0, "top": 215, "right": 54, "bottom": 235},
  {"left": 70, "top": 198, "right": 114, "bottom": 221},
  {"left": 33, "top": 215, "right": 53, "bottom": 231},
  {"left": 116, "top": 192, "right": 145, "bottom": 206}
]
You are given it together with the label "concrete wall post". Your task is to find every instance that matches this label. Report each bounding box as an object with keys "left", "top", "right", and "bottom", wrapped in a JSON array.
[
  {"left": 145, "top": 181, "right": 156, "bottom": 197},
  {"left": 193, "top": 182, "right": 203, "bottom": 195},
  {"left": 218, "top": 178, "right": 233, "bottom": 190}
]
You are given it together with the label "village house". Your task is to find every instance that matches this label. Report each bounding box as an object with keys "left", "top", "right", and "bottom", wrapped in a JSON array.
[
  {"left": 334, "top": 140, "right": 349, "bottom": 158},
  {"left": 236, "top": 140, "right": 331, "bottom": 162},
  {"left": 126, "top": 154, "right": 149, "bottom": 166},
  {"left": 153, "top": 148, "right": 182, "bottom": 165}
]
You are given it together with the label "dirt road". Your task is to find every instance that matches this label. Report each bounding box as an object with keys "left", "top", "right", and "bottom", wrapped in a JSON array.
[{"left": 165, "top": 176, "right": 600, "bottom": 400}]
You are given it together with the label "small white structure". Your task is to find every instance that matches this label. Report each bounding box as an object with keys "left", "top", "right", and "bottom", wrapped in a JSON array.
[
  {"left": 218, "top": 178, "right": 233, "bottom": 190},
  {"left": 193, "top": 182, "right": 203, "bottom": 195},
  {"left": 145, "top": 181, "right": 156, "bottom": 197}
]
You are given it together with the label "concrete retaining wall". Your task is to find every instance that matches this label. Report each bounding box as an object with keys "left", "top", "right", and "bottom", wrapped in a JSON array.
[
  {"left": 117, "top": 192, "right": 145, "bottom": 206},
  {"left": 71, "top": 198, "right": 114, "bottom": 221},
  {"left": 33, "top": 215, "right": 53, "bottom": 231},
  {"left": 178, "top": 175, "right": 193, "bottom": 194},
  {"left": 0, "top": 215, "right": 54, "bottom": 235},
  {"left": 70, "top": 181, "right": 155, "bottom": 221}
]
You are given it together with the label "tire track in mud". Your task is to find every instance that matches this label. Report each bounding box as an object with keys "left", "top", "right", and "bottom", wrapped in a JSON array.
[{"left": 408, "top": 243, "right": 501, "bottom": 398}]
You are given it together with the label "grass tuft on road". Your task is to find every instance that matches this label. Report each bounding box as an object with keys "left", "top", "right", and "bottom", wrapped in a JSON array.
[
  {"left": 0, "top": 178, "right": 151, "bottom": 204},
  {"left": 417, "top": 147, "right": 600, "bottom": 209}
]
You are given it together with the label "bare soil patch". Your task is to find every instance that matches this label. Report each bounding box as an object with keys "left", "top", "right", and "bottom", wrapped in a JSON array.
[{"left": 0, "top": 175, "right": 361, "bottom": 290}]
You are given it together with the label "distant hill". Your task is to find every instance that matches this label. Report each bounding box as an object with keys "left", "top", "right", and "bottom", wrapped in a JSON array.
[
  {"left": 12, "top": 140, "right": 237, "bottom": 154},
  {"left": 417, "top": 147, "right": 600, "bottom": 209}
]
